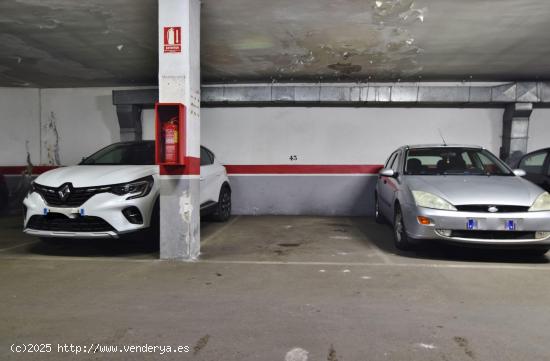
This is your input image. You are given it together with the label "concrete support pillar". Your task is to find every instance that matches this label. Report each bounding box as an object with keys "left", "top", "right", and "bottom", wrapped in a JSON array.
[
  {"left": 116, "top": 104, "right": 142, "bottom": 141},
  {"left": 500, "top": 102, "right": 532, "bottom": 161},
  {"left": 158, "top": 0, "right": 201, "bottom": 260}
]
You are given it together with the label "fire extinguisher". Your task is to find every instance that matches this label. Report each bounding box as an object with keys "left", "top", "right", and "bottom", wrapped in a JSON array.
[{"left": 163, "top": 117, "right": 178, "bottom": 164}]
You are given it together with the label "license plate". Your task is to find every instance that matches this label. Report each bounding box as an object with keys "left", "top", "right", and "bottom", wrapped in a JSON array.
[{"left": 42, "top": 208, "right": 84, "bottom": 216}]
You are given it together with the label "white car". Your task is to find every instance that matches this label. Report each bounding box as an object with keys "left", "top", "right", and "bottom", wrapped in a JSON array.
[{"left": 23, "top": 141, "right": 231, "bottom": 240}]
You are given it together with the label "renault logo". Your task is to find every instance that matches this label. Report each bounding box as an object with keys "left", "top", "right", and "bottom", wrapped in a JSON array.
[
  {"left": 58, "top": 184, "right": 71, "bottom": 201},
  {"left": 488, "top": 206, "right": 499, "bottom": 213}
]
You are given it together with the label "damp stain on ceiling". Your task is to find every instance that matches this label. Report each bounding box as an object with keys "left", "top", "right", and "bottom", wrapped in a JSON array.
[{"left": 1, "top": 0, "right": 550, "bottom": 87}]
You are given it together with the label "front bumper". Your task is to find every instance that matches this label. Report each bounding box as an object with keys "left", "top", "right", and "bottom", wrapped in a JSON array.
[
  {"left": 402, "top": 203, "right": 550, "bottom": 246},
  {"left": 23, "top": 190, "right": 157, "bottom": 239},
  {"left": 24, "top": 229, "right": 119, "bottom": 239}
]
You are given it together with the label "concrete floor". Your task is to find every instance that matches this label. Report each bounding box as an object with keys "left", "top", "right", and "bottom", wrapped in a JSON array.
[{"left": 1, "top": 215, "right": 549, "bottom": 360}]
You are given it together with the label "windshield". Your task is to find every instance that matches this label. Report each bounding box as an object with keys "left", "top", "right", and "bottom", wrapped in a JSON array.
[
  {"left": 404, "top": 147, "right": 513, "bottom": 176},
  {"left": 80, "top": 142, "right": 155, "bottom": 165}
]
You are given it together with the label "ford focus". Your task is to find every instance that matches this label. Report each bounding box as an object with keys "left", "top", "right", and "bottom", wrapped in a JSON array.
[{"left": 375, "top": 144, "right": 550, "bottom": 255}]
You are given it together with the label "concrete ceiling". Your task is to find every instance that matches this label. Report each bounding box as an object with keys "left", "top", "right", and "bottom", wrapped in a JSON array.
[{"left": 1, "top": 0, "right": 550, "bottom": 87}]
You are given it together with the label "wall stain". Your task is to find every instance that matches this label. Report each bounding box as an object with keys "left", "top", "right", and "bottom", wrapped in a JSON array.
[{"left": 42, "top": 111, "right": 60, "bottom": 165}]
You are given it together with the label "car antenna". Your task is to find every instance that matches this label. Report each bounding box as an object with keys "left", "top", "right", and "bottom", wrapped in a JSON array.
[{"left": 438, "top": 129, "right": 447, "bottom": 146}]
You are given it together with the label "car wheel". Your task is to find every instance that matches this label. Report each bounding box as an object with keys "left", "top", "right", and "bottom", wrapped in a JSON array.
[
  {"left": 393, "top": 204, "right": 414, "bottom": 251},
  {"left": 211, "top": 185, "right": 231, "bottom": 222},
  {"left": 374, "top": 194, "right": 384, "bottom": 224}
]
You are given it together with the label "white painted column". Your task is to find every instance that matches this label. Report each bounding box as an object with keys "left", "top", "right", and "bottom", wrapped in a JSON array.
[{"left": 158, "top": 0, "right": 201, "bottom": 260}]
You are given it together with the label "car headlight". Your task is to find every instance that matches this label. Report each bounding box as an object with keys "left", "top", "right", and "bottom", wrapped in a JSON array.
[
  {"left": 412, "top": 190, "right": 457, "bottom": 211},
  {"left": 110, "top": 176, "right": 154, "bottom": 200},
  {"left": 529, "top": 192, "right": 550, "bottom": 212}
]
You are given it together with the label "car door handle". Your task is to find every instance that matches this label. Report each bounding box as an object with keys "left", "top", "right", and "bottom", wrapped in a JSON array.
[{"left": 200, "top": 177, "right": 204, "bottom": 181}]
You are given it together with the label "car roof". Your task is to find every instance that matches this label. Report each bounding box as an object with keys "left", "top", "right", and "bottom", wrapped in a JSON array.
[
  {"left": 405, "top": 144, "right": 483, "bottom": 150},
  {"left": 111, "top": 140, "right": 153, "bottom": 145},
  {"left": 523, "top": 147, "right": 550, "bottom": 155}
]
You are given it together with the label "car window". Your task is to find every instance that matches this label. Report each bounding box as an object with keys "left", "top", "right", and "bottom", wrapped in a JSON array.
[
  {"left": 520, "top": 152, "right": 547, "bottom": 175},
  {"left": 81, "top": 142, "right": 155, "bottom": 165},
  {"left": 474, "top": 152, "right": 500, "bottom": 174},
  {"left": 206, "top": 148, "right": 215, "bottom": 163},
  {"left": 385, "top": 152, "right": 397, "bottom": 169},
  {"left": 404, "top": 147, "right": 512, "bottom": 176},
  {"left": 200, "top": 147, "right": 213, "bottom": 166},
  {"left": 390, "top": 151, "right": 401, "bottom": 172},
  {"left": 461, "top": 152, "right": 474, "bottom": 167}
]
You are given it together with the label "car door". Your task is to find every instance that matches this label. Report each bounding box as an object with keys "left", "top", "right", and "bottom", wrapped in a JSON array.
[
  {"left": 200, "top": 147, "right": 218, "bottom": 206},
  {"left": 378, "top": 150, "right": 400, "bottom": 217},
  {"left": 199, "top": 146, "right": 223, "bottom": 205},
  {"left": 519, "top": 150, "right": 549, "bottom": 190},
  {"left": 543, "top": 152, "right": 550, "bottom": 192}
]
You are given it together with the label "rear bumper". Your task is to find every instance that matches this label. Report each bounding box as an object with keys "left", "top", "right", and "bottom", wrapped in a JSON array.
[{"left": 402, "top": 203, "right": 550, "bottom": 246}]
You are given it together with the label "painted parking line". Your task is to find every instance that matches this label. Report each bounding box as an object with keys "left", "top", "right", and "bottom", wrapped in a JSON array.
[
  {"left": 369, "top": 245, "right": 393, "bottom": 265},
  {"left": 198, "top": 259, "right": 550, "bottom": 271},
  {"left": 1, "top": 254, "right": 547, "bottom": 271},
  {"left": 0, "top": 250, "right": 550, "bottom": 272},
  {"left": 201, "top": 216, "right": 241, "bottom": 246},
  {"left": 0, "top": 240, "right": 39, "bottom": 252},
  {"left": 0, "top": 255, "right": 160, "bottom": 263}
]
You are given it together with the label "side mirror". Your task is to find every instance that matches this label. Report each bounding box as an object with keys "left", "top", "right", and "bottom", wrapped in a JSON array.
[
  {"left": 379, "top": 168, "right": 395, "bottom": 177},
  {"left": 513, "top": 169, "right": 526, "bottom": 177}
]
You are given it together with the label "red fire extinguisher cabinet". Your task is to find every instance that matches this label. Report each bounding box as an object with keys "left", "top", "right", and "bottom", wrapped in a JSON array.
[{"left": 155, "top": 103, "right": 186, "bottom": 166}]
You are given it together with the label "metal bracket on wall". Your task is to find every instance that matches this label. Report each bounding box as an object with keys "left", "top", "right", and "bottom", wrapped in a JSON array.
[
  {"left": 500, "top": 102, "right": 533, "bottom": 160},
  {"left": 115, "top": 104, "right": 142, "bottom": 141},
  {"left": 113, "top": 82, "right": 550, "bottom": 108}
]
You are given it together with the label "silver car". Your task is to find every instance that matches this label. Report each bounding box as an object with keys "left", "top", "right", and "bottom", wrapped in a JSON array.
[{"left": 375, "top": 144, "right": 550, "bottom": 254}]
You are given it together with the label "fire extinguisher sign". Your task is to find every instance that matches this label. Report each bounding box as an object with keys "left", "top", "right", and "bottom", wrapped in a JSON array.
[{"left": 163, "top": 27, "right": 181, "bottom": 53}]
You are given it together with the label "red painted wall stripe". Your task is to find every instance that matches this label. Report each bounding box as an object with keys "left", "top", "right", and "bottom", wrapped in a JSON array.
[
  {"left": 224, "top": 164, "right": 383, "bottom": 175},
  {"left": 0, "top": 166, "right": 60, "bottom": 175},
  {"left": 0, "top": 164, "right": 383, "bottom": 176},
  {"left": 159, "top": 157, "right": 200, "bottom": 175}
]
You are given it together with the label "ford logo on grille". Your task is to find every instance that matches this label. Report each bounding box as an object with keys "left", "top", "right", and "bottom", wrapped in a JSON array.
[
  {"left": 58, "top": 184, "right": 72, "bottom": 201},
  {"left": 488, "top": 206, "right": 499, "bottom": 213}
]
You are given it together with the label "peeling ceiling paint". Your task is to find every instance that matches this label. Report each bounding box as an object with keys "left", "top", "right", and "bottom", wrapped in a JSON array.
[{"left": 0, "top": 0, "right": 550, "bottom": 87}]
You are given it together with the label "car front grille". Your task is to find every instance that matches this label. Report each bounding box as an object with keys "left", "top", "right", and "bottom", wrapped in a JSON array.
[
  {"left": 27, "top": 214, "right": 116, "bottom": 232},
  {"left": 454, "top": 205, "right": 530, "bottom": 213},
  {"left": 34, "top": 183, "right": 110, "bottom": 207},
  {"left": 450, "top": 230, "right": 536, "bottom": 240}
]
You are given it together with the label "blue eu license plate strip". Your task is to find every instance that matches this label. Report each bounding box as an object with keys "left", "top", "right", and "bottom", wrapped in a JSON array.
[
  {"left": 506, "top": 220, "right": 516, "bottom": 231},
  {"left": 467, "top": 219, "right": 477, "bottom": 230}
]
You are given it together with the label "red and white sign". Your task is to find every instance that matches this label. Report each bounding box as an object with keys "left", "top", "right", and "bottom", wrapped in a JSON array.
[{"left": 163, "top": 27, "right": 181, "bottom": 53}]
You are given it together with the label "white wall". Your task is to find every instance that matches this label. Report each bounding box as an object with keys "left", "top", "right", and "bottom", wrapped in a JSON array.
[
  {"left": 0, "top": 88, "right": 40, "bottom": 165},
  {"left": 198, "top": 107, "right": 504, "bottom": 165},
  {"left": 528, "top": 109, "right": 550, "bottom": 152},
  {"left": 40, "top": 88, "right": 121, "bottom": 165},
  {"left": 3, "top": 90, "right": 545, "bottom": 169}
]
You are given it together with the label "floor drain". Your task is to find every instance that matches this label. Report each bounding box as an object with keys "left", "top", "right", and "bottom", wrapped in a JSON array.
[{"left": 277, "top": 243, "right": 301, "bottom": 247}]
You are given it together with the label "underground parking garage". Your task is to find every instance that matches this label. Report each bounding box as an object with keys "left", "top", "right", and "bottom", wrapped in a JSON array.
[{"left": 2, "top": 0, "right": 550, "bottom": 360}]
